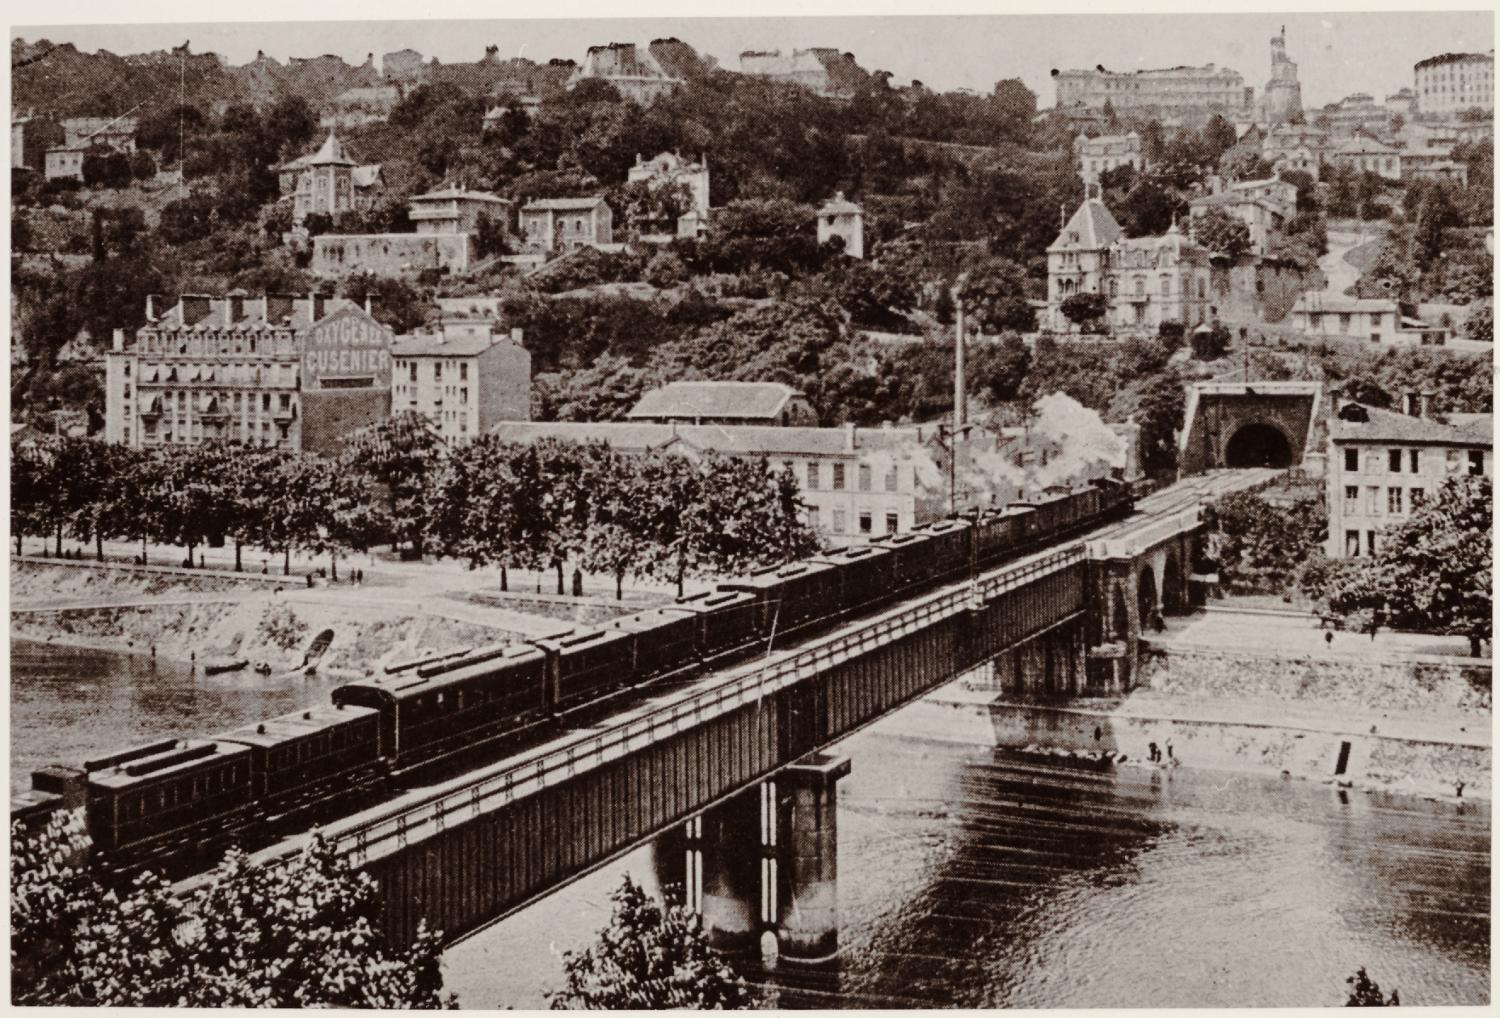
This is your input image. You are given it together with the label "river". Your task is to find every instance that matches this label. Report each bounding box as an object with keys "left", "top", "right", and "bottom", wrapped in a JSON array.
[{"left": 9, "top": 642, "right": 1490, "bottom": 1008}]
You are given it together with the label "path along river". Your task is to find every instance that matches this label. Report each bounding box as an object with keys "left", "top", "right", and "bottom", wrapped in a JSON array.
[{"left": 10, "top": 641, "right": 1489, "bottom": 1008}]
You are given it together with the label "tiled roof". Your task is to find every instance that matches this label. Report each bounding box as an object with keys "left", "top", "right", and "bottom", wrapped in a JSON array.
[
  {"left": 1050, "top": 198, "right": 1123, "bottom": 251},
  {"left": 153, "top": 295, "right": 362, "bottom": 332},
  {"left": 1448, "top": 413, "right": 1494, "bottom": 443},
  {"left": 411, "top": 186, "right": 511, "bottom": 204},
  {"left": 392, "top": 334, "right": 501, "bottom": 356},
  {"left": 304, "top": 130, "right": 356, "bottom": 166},
  {"left": 522, "top": 196, "right": 608, "bottom": 212},
  {"left": 627, "top": 381, "right": 805, "bottom": 421},
  {"left": 488, "top": 421, "right": 931, "bottom": 459},
  {"left": 1330, "top": 403, "right": 1491, "bottom": 446},
  {"left": 817, "top": 192, "right": 863, "bottom": 215}
]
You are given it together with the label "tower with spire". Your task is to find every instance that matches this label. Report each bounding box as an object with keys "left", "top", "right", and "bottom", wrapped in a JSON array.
[
  {"left": 273, "top": 129, "right": 360, "bottom": 224},
  {"left": 1262, "top": 24, "right": 1303, "bottom": 125}
]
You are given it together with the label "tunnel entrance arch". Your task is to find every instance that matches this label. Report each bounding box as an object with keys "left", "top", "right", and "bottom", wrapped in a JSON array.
[{"left": 1224, "top": 423, "right": 1294, "bottom": 469}]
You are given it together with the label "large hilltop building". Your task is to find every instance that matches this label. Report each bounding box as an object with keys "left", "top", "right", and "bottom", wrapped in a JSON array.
[
  {"left": 738, "top": 48, "right": 867, "bottom": 99},
  {"left": 1414, "top": 50, "right": 1494, "bottom": 115},
  {"left": 1052, "top": 62, "right": 1254, "bottom": 126},
  {"left": 569, "top": 42, "right": 683, "bottom": 103}
]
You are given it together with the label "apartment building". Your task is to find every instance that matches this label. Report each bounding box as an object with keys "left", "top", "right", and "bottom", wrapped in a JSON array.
[
  {"left": 390, "top": 322, "right": 531, "bottom": 442},
  {"left": 1325, "top": 397, "right": 1492, "bottom": 558}
]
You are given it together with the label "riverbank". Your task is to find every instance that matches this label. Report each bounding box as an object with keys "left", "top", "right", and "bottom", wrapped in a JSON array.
[{"left": 11, "top": 561, "right": 518, "bottom": 674}]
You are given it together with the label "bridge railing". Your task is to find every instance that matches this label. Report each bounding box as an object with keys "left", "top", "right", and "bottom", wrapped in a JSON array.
[{"left": 333, "top": 542, "right": 1086, "bottom": 867}]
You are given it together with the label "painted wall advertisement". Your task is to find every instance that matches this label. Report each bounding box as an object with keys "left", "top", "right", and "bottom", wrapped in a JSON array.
[{"left": 303, "top": 308, "right": 393, "bottom": 389}]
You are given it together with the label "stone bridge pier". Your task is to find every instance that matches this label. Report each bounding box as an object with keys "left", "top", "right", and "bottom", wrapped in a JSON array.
[
  {"left": 653, "top": 753, "right": 851, "bottom": 964},
  {"left": 1086, "top": 525, "right": 1204, "bottom": 692}
]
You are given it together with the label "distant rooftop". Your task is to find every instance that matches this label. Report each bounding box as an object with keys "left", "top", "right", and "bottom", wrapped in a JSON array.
[{"left": 627, "top": 381, "right": 808, "bottom": 422}]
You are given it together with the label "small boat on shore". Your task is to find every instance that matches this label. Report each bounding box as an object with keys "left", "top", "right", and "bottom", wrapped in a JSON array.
[{"left": 202, "top": 658, "right": 249, "bottom": 676}]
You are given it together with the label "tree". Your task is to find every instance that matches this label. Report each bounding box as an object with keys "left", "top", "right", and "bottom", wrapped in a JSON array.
[
  {"left": 1191, "top": 207, "right": 1252, "bottom": 260},
  {"left": 11, "top": 813, "right": 455, "bottom": 1008},
  {"left": 1463, "top": 299, "right": 1492, "bottom": 344},
  {"left": 1331, "top": 476, "right": 1492, "bottom": 656},
  {"left": 81, "top": 146, "right": 132, "bottom": 189},
  {"left": 1191, "top": 322, "right": 1231, "bottom": 360},
  {"left": 10, "top": 437, "right": 57, "bottom": 556},
  {"left": 548, "top": 875, "right": 754, "bottom": 1009},
  {"left": 958, "top": 257, "right": 1036, "bottom": 334},
  {"left": 1345, "top": 967, "right": 1399, "bottom": 1007},
  {"left": 341, "top": 412, "right": 446, "bottom": 558},
  {"left": 1118, "top": 176, "right": 1184, "bottom": 238},
  {"left": 1059, "top": 291, "right": 1109, "bottom": 332},
  {"left": 581, "top": 451, "right": 650, "bottom": 599},
  {"left": 1210, "top": 491, "right": 1327, "bottom": 594}
]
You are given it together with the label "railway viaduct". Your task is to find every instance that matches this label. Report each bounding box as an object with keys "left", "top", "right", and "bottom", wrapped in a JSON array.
[{"left": 252, "top": 471, "right": 1281, "bottom": 960}]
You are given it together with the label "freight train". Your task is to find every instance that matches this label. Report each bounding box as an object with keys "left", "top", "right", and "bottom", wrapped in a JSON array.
[{"left": 15, "top": 478, "right": 1133, "bottom": 865}]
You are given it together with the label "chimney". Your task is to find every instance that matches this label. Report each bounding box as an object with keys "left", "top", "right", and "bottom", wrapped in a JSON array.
[
  {"left": 844, "top": 421, "right": 856, "bottom": 452},
  {"left": 511, "top": 327, "right": 524, "bottom": 346},
  {"left": 1419, "top": 391, "right": 1434, "bottom": 419},
  {"left": 1210, "top": 174, "right": 1224, "bottom": 195},
  {"left": 267, "top": 293, "right": 296, "bottom": 324},
  {"left": 181, "top": 294, "right": 213, "bottom": 327},
  {"left": 112, "top": 328, "right": 125, "bottom": 352},
  {"left": 228, "top": 293, "right": 246, "bottom": 324},
  {"left": 364, "top": 293, "right": 373, "bottom": 315},
  {"left": 146, "top": 294, "right": 159, "bottom": 322},
  {"left": 1402, "top": 392, "right": 1419, "bottom": 416}
]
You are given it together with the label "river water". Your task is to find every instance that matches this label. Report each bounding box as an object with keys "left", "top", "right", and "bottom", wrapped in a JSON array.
[{"left": 10, "top": 642, "right": 1490, "bottom": 1008}]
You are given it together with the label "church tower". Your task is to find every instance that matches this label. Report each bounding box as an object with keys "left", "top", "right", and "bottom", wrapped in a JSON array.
[{"left": 1263, "top": 25, "right": 1303, "bottom": 125}]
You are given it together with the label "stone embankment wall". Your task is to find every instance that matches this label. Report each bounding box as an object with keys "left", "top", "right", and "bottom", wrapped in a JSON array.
[{"left": 1137, "top": 646, "right": 1491, "bottom": 714}]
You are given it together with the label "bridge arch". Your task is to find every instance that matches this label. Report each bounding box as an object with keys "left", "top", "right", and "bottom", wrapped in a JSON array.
[
  {"left": 1137, "top": 565, "right": 1159, "bottom": 628},
  {"left": 1162, "top": 548, "right": 1185, "bottom": 614},
  {"left": 1223, "top": 422, "right": 1294, "bottom": 469}
]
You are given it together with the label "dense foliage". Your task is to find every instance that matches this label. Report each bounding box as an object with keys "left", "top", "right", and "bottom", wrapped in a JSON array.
[
  {"left": 548, "top": 875, "right": 754, "bottom": 1009},
  {"left": 1308, "top": 476, "right": 1491, "bottom": 655},
  {"left": 1209, "top": 490, "right": 1327, "bottom": 594},
  {"left": 1345, "top": 967, "right": 1400, "bottom": 1007},
  {"left": 11, "top": 812, "right": 454, "bottom": 1007},
  {"left": 11, "top": 424, "right": 819, "bottom": 595}
]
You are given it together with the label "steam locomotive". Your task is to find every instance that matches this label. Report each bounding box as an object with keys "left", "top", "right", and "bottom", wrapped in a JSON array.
[{"left": 15, "top": 478, "right": 1133, "bottom": 865}]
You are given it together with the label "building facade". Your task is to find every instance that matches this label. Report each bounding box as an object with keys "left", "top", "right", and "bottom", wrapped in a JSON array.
[
  {"left": 1328, "top": 133, "right": 1402, "bottom": 180},
  {"left": 274, "top": 131, "right": 383, "bottom": 224},
  {"left": 1325, "top": 398, "right": 1492, "bottom": 558},
  {"left": 1047, "top": 198, "right": 1212, "bottom": 333},
  {"left": 1261, "top": 122, "right": 1333, "bottom": 179},
  {"left": 60, "top": 116, "right": 137, "bottom": 152},
  {"left": 1414, "top": 51, "right": 1494, "bottom": 116},
  {"left": 519, "top": 196, "right": 614, "bottom": 251},
  {"left": 626, "top": 150, "right": 710, "bottom": 215},
  {"left": 816, "top": 192, "right": 864, "bottom": 259},
  {"left": 1075, "top": 131, "right": 1143, "bottom": 188},
  {"left": 320, "top": 85, "right": 401, "bottom": 129},
  {"left": 104, "top": 293, "right": 393, "bottom": 455},
  {"left": 408, "top": 185, "right": 512, "bottom": 235},
  {"left": 737, "top": 48, "right": 865, "bottom": 99},
  {"left": 391, "top": 323, "right": 531, "bottom": 442},
  {"left": 311, "top": 184, "right": 506, "bottom": 277},
  {"left": 1188, "top": 185, "right": 1290, "bottom": 257},
  {"left": 1289, "top": 294, "right": 1449, "bottom": 346},
  {"left": 627, "top": 381, "right": 818, "bottom": 426},
  {"left": 1052, "top": 62, "right": 1254, "bottom": 124}
]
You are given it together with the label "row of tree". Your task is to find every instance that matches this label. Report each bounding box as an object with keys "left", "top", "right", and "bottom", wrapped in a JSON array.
[{"left": 11, "top": 415, "right": 820, "bottom": 597}]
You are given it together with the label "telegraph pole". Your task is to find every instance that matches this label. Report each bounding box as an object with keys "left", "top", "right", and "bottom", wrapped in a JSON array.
[{"left": 950, "top": 275, "right": 969, "bottom": 516}]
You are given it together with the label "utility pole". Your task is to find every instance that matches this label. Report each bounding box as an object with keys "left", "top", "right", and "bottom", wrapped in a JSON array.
[{"left": 950, "top": 275, "right": 969, "bottom": 516}]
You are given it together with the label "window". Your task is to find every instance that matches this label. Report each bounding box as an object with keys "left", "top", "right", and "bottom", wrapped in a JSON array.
[
  {"left": 1387, "top": 487, "right": 1403, "bottom": 514},
  {"left": 1368, "top": 531, "right": 1379, "bottom": 556},
  {"left": 279, "top": 394, "right": 291, "bottom": 411},
  {"left": 1388, "top": 449, "right": 1402, "bottom": 472},
  {"left": 1339, "top": 313, "right": 1351, "bottom": 333},
  {"left": 1468, "top": 450, "right": 1484, "bottom": 476},
  {"left": 1344, "top": 448, "right": 1359, "bottom": 472},
  {"left": 262, "top": 394, "right": 271, "bottom": 411},
  {"left": 1370, "top": 333, "right": 1381, "bottom": 344},
  {"left": 1408, "top": 449, "right": 1420, "bottom": 473},
  {"left": 1343, "top": 485, "right": 1358, "bottom": 511},
  {"left": 409, "top": 362, "right": 417, "bottom": 382},
  {"left": 832, "top": 509, "right": 847, "bottom": 533},
  {"left": 1160, "top": 275, "right": 1171, "bottom": 297},
  {"left": 832, "top": 463, "right": 846, "bottom": 490},
  {"left": 805, "top": 462, "right": 819, "bottom": 490},
  {"left": 1135, "top": 276, "right": 1145, "bottom": 297},
  {"left": 434, "top": 363, "right": 442, "bottom": 382},
  {"left": 858, "top": 465, "right": 871, "bottom": 492},
  {"left": 858, "top": 512, "right": 872, "bottom": 534},
  {"left": 1366, "top": 486, "right": 1381, "bottom": 514},
  {"left": 885, "top": 511, "right": 899, "bottom": 534},
  {"left": 884, "top": 467, "right": 898, "bottom": 492},
  {"left": 1410, "top": 487, "right": 1425, "bottom": 508},
  {"left": 460, "top": 387, "right": 468, "bottom": 405},
  {"left": 459, "top": 363, "right": 468, "bottom": 381}
]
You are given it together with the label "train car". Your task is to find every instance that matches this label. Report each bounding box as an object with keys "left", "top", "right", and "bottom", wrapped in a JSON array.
[
  {"left": 909, "top": 517, "right": 975, "bottom": 585},
  {"left": 81, "top": 738, "right": 255, "bottom": 859},
  {"left": 811, "top": 545, "right": 895, "bottom": 616},
  {"left": 533, "top": 626, "right": 641, "bottom": 710},
  {"left": 608, "top": 608, "right": 701, "bottom": 679},
  {"left": 869, "top": 529, "right": 937, "bottom": 593},
  {"left": 719, "top": 559, "right": 842, "bottom": 637},
  {"left": 384, "top": 647, "right": 469, "bottom": 676},
  {"left": 672, "top": 589, "right": 761, "bottom": 659},
  {"left": 218, "top": 703, "right": 383, "bottom": 814},
  {"left": 972, "top": 507, "right": 1029, "bottom": 566},
  {"left": 331, "top": 643, "right": 548, "bottom": 771},
  {"left": 416, "top": 641, "right": 512, "bottom": 679}
]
